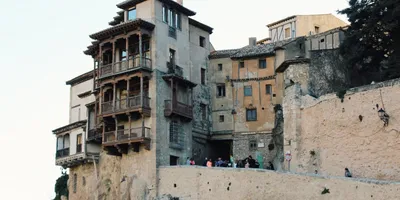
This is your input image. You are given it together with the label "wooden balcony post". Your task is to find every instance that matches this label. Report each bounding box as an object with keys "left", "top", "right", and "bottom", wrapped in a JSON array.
[
  {"left": 102, "top": 122, "right": 105, "bottom": 143},
  {"left": 128, "top": 114, "right": 132, "bottom": 138},
  {"left": 99, "top": 45, "right": 103, "bottom": 76},
  {"left": 127, "top": 78, "right": 130, "bottom": 107},
  {"left": 140, "top": 75, "right": 143, "bottom": 107},
  {"left": 112, "top": 40, "right": 116, "bottom": 73},
  {"left": 112, "top": 83, "right": 116, "bottom": 111},
  {"left": 114, "top": 117, "right": 118, "bottom": 141},
  {"left": 126, "top": 36, "right": 130, "bottom": 68},
  {"left": 139, "top": 33, "right": 143, "bottom": 66},
  {"left": 141, "top": 114, "right": 145, "bottom": 137},
  {"left": 99, "top": 87, "right": 103, "bottom": 114}
]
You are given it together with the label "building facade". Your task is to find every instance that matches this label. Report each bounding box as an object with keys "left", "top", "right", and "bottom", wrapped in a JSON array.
[
  {"left": 53, "top": 70, "right": 101, "bottom": 169},
  {"left": 267, "top": 14, "right": 348, "bottom": 42}
]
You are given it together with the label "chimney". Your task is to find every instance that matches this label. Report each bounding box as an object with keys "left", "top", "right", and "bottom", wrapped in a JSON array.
[
  {"left": 177, "top": 0, "right": 183, "bottom": 5},
  {"left": 249, "top": 37, "right": 257, "bottom": 46}
]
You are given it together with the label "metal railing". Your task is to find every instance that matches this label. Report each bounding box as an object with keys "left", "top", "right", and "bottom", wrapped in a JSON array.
[
  {"left": 56, "top": 148, "right": 70, "bottom": 159},
  {"left": 101, "top": 95, "right": 150, "bottom": 115},
  {"left": 99, "top": 56, "right": 152, "bottom": 78},
  {"left": 103, "top": 127, "right": 151, "bottom": 144},
  {"left": 164, "top": 100, "right": 193, "bottom": 119},
  {"left": 167, "top": 62, "right": 183, "bottom": 77}
]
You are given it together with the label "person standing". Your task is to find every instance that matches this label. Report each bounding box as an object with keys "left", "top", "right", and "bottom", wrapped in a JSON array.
[
  {"left": 202, "top": 157, "right": 208, "bottom": 166},
  {"left": 345, "top": 168, "right": 352, "bottom": 177},
  {"left": 190, "top": 158, "right": 195, "bottom": 165},
  {"left": 207, "top": 159, "right": 212, "bottom": 167},
  {"left": 186, "top": 157, "right": 191, "bottom": 165},
  {"left": 230, "top": 155, "right": 234, "bottom": 167}
]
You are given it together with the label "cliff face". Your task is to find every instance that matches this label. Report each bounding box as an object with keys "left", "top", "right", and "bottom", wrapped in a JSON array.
[{"left": 68, "top": 147, "right": 157, "bottom": 200}]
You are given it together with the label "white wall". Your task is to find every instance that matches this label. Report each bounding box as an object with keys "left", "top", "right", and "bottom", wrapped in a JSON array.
[{"left": 69, "top": 79, "right": 95, "bottom": 124}]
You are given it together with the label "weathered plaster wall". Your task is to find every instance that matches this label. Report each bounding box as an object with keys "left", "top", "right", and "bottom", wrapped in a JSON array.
[
  {"left": 68, "top": 164, "right": 97, "bottom": 200},
  {"left": 231, "top": 57, "right": 276, "bottom": 133},
  {"left": 283, "top": 78, "right": 400, "bottom": 180},
  {"left": 209, "top": 57, "right": 234, "bottom": 134},
  {"left": 232, "top": 133, "right": 276, "bottom": 166},
  {"left": 70, "top": 79, "right": 95, "bottom": 124},
  {"left": 296, "top": 14, "right": 348, "bottom": 37},
  {"left": 157, "top": 166, "right": 400, "bottom": 200}
]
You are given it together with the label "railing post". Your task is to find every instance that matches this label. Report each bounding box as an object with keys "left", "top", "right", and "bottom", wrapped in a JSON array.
[
  {"left": 112, "top": 40, "right": 116, "bottom": 74},
  {"left": 139, "top": 33, "right": 143, "bottom": 67},
  {"left": 141, "top": 114, "right": 145, "bottom": 138},
  {"left": 114, "top": 118, "right": 118, "bottom": 142},
  {"left": 128, "top": 115, "right": 132, "bottom": 139},
  {"left": 112, "top": 83, "right": 116, "bottom": 111},
  {"left": 127, "top": 78, "right": 130, "bottom": 108},
  {"left": 126, "top": 36, "right": 130, "bottom": 68},
  {"left": 140, "top": 75, "right": 143, "bottom": 107},
  {"left": 102, "top": 122, "right": 105, "bottom": 143}
]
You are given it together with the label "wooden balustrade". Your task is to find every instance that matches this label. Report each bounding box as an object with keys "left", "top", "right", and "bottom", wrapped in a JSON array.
[
  {"left": 99, "top": 56, "right": 152, "bottom": 78},
  {"left": 164, "top": 100, "right": 193, "bottom": 120},
  {"left": 56, "top": 148, "right": 70, "bottom": 159},
  {"left": 103, "top": 127, "right": 151, "bottom": 144},
  {"left": 101, "top": 95, "right": 150, "bottom": 115}
]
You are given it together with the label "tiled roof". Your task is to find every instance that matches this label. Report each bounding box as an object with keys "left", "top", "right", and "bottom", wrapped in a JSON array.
[
  {"left": 275, "top": 58, "right": 310, "bottom": 73},
  {"left": 89, "top": 19, "right": 155, "bottom": 40},
  {"left": 209, "top": 49, "right": 240, "bottom": 59},
  {"left": 189, "top": 18, "right": 213, "bottom": 34},
  {"left": 66, "top": 70, "right": 95, "bottom": 86},
  {"left": 267, "top": 15, "right": 296, "bottom": 27},
  {"left": 52, "top": 120, "right": 87, "bottom": 135},
  {"left": 231, "top": 43, "right": 275, "bottom": 59},
  {"left": 117, "top": 0, "right": 147, "bottom": 9}
]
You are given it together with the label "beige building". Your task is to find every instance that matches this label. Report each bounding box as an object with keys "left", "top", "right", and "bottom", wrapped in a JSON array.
[
  {"left": 267, "top": 14, "right": 348, "bottom": 42},
  {"left": 53, "top": 70, "right": 101, "bottom": 168}
]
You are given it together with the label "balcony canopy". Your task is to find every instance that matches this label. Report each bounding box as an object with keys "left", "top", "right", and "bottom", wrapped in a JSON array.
[{"left": 89, "top": 19, "right": 155, "bottom": 41}]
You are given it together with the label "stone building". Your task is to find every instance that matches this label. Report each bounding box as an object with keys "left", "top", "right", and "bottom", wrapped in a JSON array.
[
  {"left": 267, "top": 14, "right": 348, "bottom": 42},
  {"left": 61, "top": 0, "right": 213, "bottom": 199}
]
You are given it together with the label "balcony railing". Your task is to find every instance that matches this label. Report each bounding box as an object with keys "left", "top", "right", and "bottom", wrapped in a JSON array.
[
  {"left": 164, "top": 100, "right": 193, "bottom": 120},
  {"left": 167, "top": 62, "right": 183, "bottom": 77},
  {"left": 99, "top": 56, "right": 152, "bottom": 78},
  {"left": 101, "top": 95, "right": 150, "bottom": 115},
  {"left": 56, "top": 148, "right": 70, "bottom": 159},
  {"left": 88, "top": 128, "right": 102, "bottom": 142},
  {"left": 103, "top": 127, "right": 151, "bottom": 144}
]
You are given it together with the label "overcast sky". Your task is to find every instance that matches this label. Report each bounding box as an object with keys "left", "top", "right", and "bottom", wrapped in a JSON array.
[{"left": 0, "top": 0, "right": 348, "bottom": 199}]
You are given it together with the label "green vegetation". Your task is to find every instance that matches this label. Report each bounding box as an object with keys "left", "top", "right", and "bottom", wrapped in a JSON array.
[{"left": 54, "top": 171, "right": 69, "bottom": 200}]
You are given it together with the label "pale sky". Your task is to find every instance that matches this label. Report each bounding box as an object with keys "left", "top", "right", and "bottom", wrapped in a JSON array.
[{"left": 0, "top": 0, "right": 348, "bottom": 199}]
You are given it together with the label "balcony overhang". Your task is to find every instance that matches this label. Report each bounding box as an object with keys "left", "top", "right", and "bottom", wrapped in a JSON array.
[
  {"left": 89, "top": 19, "right": 155, "bottom": 41},
  {"left": 52, "top": 120, "right": 87, "bottom": 135},
  {"left": 55, "top": 153, "right": 99, "bottom": 168},
  {"left": 162, "top": 74, "right": 197, "bottom": 88}
]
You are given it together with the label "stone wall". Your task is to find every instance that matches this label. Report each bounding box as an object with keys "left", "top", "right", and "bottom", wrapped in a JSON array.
[
  {"left": 157, "top": 166, "right": 400, "bottom": 200},
  {"left": 283, "top": 78, "right": 400, "bottom": 180}
]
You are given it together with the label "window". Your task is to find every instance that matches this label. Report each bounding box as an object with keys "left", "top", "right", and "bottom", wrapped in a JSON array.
[
  {"left": 121, "top": 50, "right": 127, "bottom": 61},
  {"left": 266, "top": 84, "right": 272, "bottom": 95},
  {"left": 201, "top": 68, "right": 206, "bottom": 85},
  {"left": 217, "top": 84, "right": 226, "bottom": 97},
  {"left": 128, "top": 8, "right": 136, "bottom": 21},
  {"left": 199, "top": 36, "right": 205, "bottom": 47},
  {"left": 162, "top": 6, "right": 168, "bottom": 23},
  {"left": 219, "top": 115, "right": 225, "bottom": 122},
  {"left": 169, "top": 49, "right": 175, "bottom": 64},
  {"left": 77, "top": 134, "right": 82, "bottom": 153},
  {"left": 244, "top": 86, "right": 252, "bottom": 96},
  {"left": 284, "top": 28, "right": 291, "bottom": 38},
  {"left": 259, "top": 59, "right": 266, "bottom": 69},
  {"left": 249, "top": 140, "right": 257, "bottom": 151},
  {"left": 169, "top": 121, "right": 180, "bottom": 144},
  {"left": 218, "top": 64, "right": 223, "bottom": 71},
  {"left": 315, "top": 26, "right": 320, "bottom": 34},
  {"left": 201, "top": 104, "right": 207, "bottom": 121},
  {"left": 239, "top": 61, "right": 245, "bottom": 68},
  {"left": 168, "top": 9, "right": 174, "bottom": 27},
  {"left": 246, "top": 109, "right": 257, "bottom": 121},
  {"left": 175, "top": 13, "right": 181, "bottom": 30}
]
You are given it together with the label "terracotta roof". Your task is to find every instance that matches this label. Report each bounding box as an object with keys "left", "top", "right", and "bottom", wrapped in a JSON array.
[
  {"left": 275, "top": 58, "right": 310, "bottom": 73},
  {"left": 117, "top": 0, "right": 147, "bottom": 9},
  {"left": 257, "top": 37, "right": 271, "bottom": 44},
  {"left": 231, "top": 43, "right": 276, "bottom": 59},
  {"left": 158, "top": 0, "right": 196, "bottom": 16},
  {"left": 189, "top": 18, "right": 213, "bottom": 34},
  {"left": 52, "top": 120, "right": 87, "bottom": 135},
  {"left": 209, "top": 49, "right": 240, "bottom": 59},
  {"left": 89, "top": 19, "right": 155, "bottom": 40},
  {"left": 66, "top": 70, "right": 95, "bottom": 86}
]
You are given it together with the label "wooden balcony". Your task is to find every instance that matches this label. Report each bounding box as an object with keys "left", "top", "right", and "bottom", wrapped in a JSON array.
[
  {"left": 55, "top": 151, "right": 99, "bottom": 168},
  {"left": 87, "top": 128, "right": 102, "bottom": 143},
  {"left": 103, "top": 127, "right": 151, "bottom": 147},
  {"left": 100, "top": 95, "right": 151, "bottom": 116},
  {"left": 99, "top": 56, "right": 152, "bottom": 79},
  {"left": 164, "top": 100, "right": 193, "bottom": 120}
]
